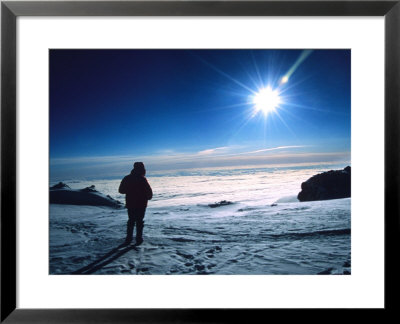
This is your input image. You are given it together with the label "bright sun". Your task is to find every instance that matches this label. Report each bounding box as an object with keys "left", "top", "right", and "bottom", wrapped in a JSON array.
[{"left": 253, "top": 86, "right": 281, "bottom": 115}]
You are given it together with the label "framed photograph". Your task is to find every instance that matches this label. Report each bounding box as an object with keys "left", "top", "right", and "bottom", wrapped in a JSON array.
[
  {"left": 48, "top": 48, "right": 352, "bottom": 275},
  {"left": 1, "top": 0, "right": 399, "bottom": 322}
]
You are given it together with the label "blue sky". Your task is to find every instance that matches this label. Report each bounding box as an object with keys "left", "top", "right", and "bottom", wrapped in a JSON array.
[{"left": 50, "top": 49, "right": 350, "bottom": 179}]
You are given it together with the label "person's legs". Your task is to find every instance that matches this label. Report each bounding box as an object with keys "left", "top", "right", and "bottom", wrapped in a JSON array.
[
  {"left": 133, "top": 208, "right": 146, "bottom": 245},
  {"left": 125, "top": 209, "right": 135, "bottom": 244}
]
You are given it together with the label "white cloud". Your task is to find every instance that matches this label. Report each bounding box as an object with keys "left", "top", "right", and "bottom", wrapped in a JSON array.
[
  {"left": 197, "top": 147, "right": 229, "bottom": 155},
  {"left": 50, "top": 145, "right": 350, "bottom": 180},
  {"left": 244, "top": 145, "right": 307, "bottom": 154}
]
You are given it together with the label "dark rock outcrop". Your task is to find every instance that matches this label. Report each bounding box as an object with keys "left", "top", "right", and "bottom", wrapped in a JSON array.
[
  {"left": 50, "top": 182, "right": 70, "bottom": 190},
  {"left": 80, "top": 185, "right": 97, "bottom": 193},
  {"left": 208, "top": 200, "right": 234, "bottom": 208},
  {"left": 50, "top": 183, "right": 123, "bottom": 208},
  {"left": 297, "top": 166, "right": 351, "bottom": 202}
]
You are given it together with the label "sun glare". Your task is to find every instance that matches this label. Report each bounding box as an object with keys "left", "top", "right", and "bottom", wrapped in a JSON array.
[
  {"left": 280, "top": 76, "right": 289, "bottom": 84},
  {"left": 253, "top": 86, "right": 282, "bottom": 115}
]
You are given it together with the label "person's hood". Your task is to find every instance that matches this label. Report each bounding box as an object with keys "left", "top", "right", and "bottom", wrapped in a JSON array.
[{"left": 131, "top": 169, "right": 145, "bottom": 177}]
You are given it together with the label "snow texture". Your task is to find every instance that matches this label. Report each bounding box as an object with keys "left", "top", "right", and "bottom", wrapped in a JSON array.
[{"left": 50, "top": 166, "right": 351, "bottom": 275}]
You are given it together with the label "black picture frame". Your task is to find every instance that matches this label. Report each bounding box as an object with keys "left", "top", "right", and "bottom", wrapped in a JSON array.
[{"left": 1, "top": 0, "right": 399, "bottom": 322}]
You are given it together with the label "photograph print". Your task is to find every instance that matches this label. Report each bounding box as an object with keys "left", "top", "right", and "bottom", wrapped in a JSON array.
[{"left": 50, "top": 49, "right": 351, "bottom": 275}]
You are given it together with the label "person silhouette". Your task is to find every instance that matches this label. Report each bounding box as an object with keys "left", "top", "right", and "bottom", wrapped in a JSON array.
[{"left": 119, "top": 162, "right": 153, "bottom": 246}]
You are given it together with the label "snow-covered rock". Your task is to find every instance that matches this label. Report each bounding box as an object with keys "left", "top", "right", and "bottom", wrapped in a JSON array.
[{"left": 50, "top": 183, "right": 123, "bottom": 208}]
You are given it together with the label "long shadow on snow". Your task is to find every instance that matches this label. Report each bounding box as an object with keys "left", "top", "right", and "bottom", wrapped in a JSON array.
[{"left": 72, "top": 243, "right": 137, "bottom": 274}]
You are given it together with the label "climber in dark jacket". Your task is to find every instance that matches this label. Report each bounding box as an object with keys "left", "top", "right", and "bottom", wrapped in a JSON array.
[{"left": 119, "top": 162, "right": 153, "bottom": 246}]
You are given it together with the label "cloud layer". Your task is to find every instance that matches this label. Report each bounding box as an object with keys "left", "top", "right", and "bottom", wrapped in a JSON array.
[{"left": 50, "top": 145, "right": 350, "bottom": 180}]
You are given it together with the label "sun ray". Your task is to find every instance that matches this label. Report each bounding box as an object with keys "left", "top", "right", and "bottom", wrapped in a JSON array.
[
  {"left": 275, "top": 106, "right": 321, "bottom": 132},
  {"left": 193, "top": 102, "right": 252, "bottom": 114},
  {"left": 273, "top": 109, "right": 299, "bottom": 140},
  {"left": 191, "top": 52, "right": 257, "bottom": 94},
  {"left": 251, "top": 51, "right": 264, "bottom": 87},
  {"left": 283, "top": 102, "right": 349, "bottom": 116}
]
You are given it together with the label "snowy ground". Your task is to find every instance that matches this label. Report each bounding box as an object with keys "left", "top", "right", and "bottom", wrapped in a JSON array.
[{"left": 50, "top": 166, "right": 351, "bottom": 275}]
